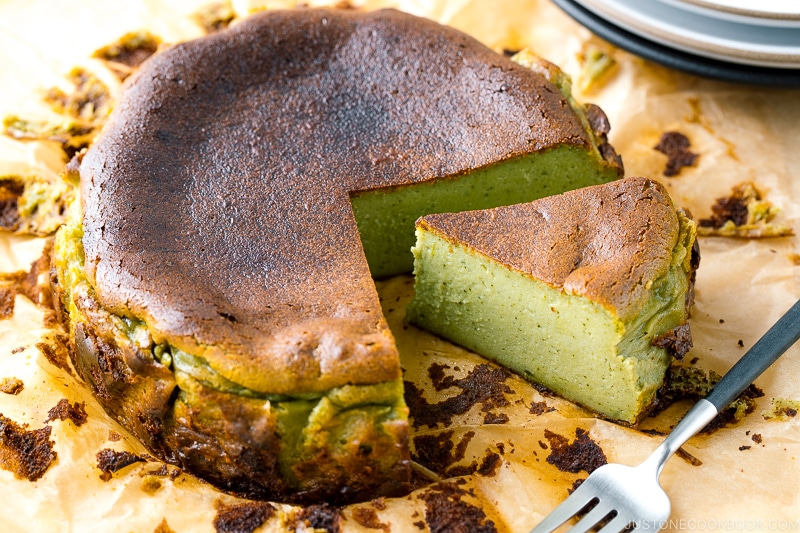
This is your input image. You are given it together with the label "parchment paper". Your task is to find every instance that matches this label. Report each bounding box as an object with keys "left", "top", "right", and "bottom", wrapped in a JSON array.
[{"left": 1, "top": 1, "right": 798, "bottom": 531}]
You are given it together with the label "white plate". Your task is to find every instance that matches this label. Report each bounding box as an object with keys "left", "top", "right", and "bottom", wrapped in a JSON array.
[
  {"left": 659, "top": 0, "right": 800, "bottom": 27},
  {"left": 574, "top": 0, "right": 800, "bottom": 68}
]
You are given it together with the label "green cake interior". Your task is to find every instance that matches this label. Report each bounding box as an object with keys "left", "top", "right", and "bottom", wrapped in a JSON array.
[
  {"left": 352, "top": 134, "right": 620, "bottom": 279},
  {"left": 407, "top": 211, "right": 696, "bottom": 425}
]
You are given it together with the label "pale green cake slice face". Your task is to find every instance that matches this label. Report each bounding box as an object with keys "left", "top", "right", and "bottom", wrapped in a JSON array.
[{"left": 407, "top": 177, "right": 698, "bottom": 425}]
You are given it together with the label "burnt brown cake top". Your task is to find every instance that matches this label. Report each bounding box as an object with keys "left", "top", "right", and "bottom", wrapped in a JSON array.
[
  {"left": 418, "top": 178, "right": 685, "bottom": 321},
  {"left": 79, "top": 8, "right": 601, "bottom": 393}
]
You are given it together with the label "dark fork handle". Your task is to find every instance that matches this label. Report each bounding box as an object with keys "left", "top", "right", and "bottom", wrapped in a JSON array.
[
  {"left": 705, "top": 299, "right": 800, "bottom": 411},
  {"left": 648, "top": 299, "right": 800, "bottom": 477}
]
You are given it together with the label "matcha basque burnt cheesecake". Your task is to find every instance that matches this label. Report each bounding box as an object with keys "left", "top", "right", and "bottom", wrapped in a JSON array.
[
  {"left": 51, "top": 8, "right": 623, "bottom": 503},
  {"left": 408, "top": 178, "right": 698, "bottom": 425}
]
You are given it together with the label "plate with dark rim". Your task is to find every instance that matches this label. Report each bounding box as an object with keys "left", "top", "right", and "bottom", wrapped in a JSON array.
[
  {"left": 574, "top": 0, "right": 800, "bottom": 68},
  {"left": 552, "top": 0, "right": 800, "bottom": 87}
]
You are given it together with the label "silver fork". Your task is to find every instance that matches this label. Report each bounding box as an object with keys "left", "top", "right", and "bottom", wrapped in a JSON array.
[{"left": 531, "top": 299, "right": 800, "bottom": 533}]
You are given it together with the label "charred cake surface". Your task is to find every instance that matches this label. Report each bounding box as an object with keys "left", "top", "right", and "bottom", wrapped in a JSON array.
[
  {"left": 79, "top": 8, "right": 602, "bottom": 391},
  {"left": 416, "top": 177, "right": 680, "bottom": 321}
]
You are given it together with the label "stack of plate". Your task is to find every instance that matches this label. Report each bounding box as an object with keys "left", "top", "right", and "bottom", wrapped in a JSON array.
[{"left": 552, "top": 0, "right": 800, "bottom": 86}]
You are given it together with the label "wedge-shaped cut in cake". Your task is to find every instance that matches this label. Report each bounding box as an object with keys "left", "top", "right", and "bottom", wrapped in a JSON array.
[
  {"left": 407, "top": 178, "right": 698, "bottom": 425},
  {"left": 50, "top": 8, "right": 623, "bottom": 503}
]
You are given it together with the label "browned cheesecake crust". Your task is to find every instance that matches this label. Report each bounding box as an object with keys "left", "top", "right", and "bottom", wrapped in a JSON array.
[
  {"left": 78, "top": 8, "right": 611, "bottom": 389},
  {"left": 416, "top": 177, "right": 684, "bottom": 321}
]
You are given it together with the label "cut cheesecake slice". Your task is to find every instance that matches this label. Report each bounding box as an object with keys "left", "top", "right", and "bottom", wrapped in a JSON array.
[{"left": 407, "top": 178, "right": 698, "bottom": 425}]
